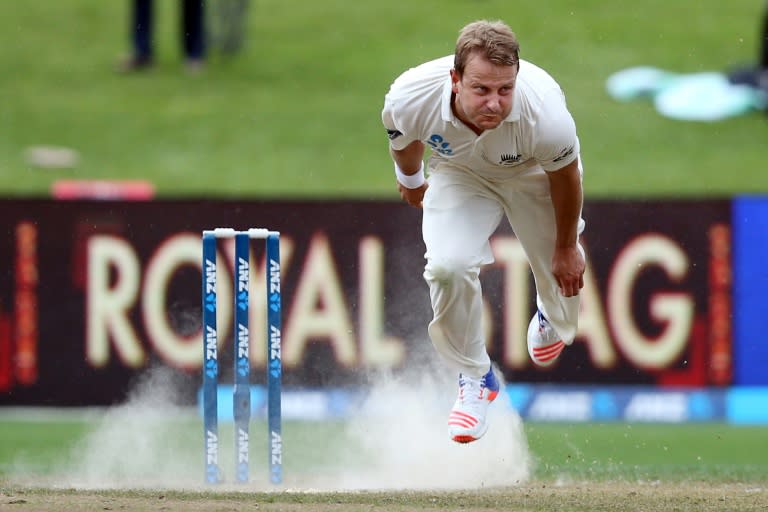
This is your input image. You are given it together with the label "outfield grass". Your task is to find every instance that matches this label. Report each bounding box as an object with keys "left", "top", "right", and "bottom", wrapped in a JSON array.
[
  {"left": 526, "top": 423, "right": 767, "bottom": 482},
  {"left": 1, "top": 0, "right": 767, "bottom": 198},
  {"left": 1, "top": 418, "right": 765, "bottom": 485}
]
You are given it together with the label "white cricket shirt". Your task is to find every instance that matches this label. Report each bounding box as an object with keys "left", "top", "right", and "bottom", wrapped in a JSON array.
[{"left": 382, "top": 56, "right": 580, "bottom": 178}]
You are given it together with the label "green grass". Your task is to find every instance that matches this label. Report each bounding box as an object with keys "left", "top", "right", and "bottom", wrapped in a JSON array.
[
  {"left": 0, "top": 420, "right": 91, "bottom": 475},
  {"left": 1, "top": 418, "right": 765, "bottom": 484},
  {"left": 1, "top": 0, "right": 767, "bottom": 198},
  {"left": 526, "top": 423, "right": 768, "bottom": 482}
]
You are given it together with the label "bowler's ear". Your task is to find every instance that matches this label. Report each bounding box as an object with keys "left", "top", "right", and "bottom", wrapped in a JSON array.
[{"left": 450, "top": 68, "right": 460, "bottom": 93}]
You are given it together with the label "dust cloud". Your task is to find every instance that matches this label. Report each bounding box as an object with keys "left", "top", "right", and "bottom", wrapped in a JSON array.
[
  {"left": 58, "top": 367, "right": 200, "bottom": 489},
  {"left": 53, "top": 362, "right": 529, "bottom": 491},
  {"left": 334, "top": 363, "right": 531, "bottom": 490}
]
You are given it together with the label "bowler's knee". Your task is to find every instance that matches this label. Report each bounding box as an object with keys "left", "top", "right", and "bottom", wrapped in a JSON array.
[{"left": 423, "top": 258, "right": 477, "bottom": 285}]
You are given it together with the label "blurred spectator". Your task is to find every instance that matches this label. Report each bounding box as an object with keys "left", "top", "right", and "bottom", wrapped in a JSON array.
[
  {"left": 761, "top": 1, "right": 768, "bottom": 87},
  {"left": 728, "top": 1, "right": 768, "bottom": 92},
  {"left": 118, "top": 0, "right": 206, "bottom": 73}
]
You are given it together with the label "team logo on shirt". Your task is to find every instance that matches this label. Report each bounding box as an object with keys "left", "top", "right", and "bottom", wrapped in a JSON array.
[
  {"left": 427, "top": 134, "right": 453, "bottom": 156},
  {"left": 500, "top": 153, "right": 522, "bottom": 166}
]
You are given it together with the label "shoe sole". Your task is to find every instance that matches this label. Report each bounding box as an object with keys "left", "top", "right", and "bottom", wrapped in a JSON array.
[
  {"left": 448, "top": 390, "right": 498, "bottom": 444},
  {"left": 451, "top": 420, "right": 489, "bottom": 444},
  {"left": 452, "top": 434, "right": 480, "bottom": 444}
]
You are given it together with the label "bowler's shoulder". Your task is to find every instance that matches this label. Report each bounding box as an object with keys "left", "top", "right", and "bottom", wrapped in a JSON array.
[
  {"left": 386, "top": 55, "right": 453, "bottom": 100},
  {"left": 516, "top": 59, "right": 570, "bottom": 116},
  {"left": 517, "top": 59, "right": 562, "bottom": 90}
]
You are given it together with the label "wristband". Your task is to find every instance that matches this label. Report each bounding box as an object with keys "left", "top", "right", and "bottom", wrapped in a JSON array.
[{"left": 394, "top": 161, "right": 425, "bottom": 189}]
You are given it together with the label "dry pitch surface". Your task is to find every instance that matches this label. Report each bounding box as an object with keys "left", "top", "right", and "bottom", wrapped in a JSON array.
[
  {"left": 3, "top": 387, "right": 767, "bottom": 511},
  {"left": 1, "top": 482, "right": 767, "bottom": 512}
]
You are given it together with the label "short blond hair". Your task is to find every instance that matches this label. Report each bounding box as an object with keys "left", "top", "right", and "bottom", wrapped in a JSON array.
[{"left": 454, "top": 20, "right": 520, "bottom": 75}]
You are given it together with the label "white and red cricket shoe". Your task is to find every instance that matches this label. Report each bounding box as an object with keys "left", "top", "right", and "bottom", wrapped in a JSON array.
[
  {"left": 448, "top": 368, "right": 499, "bottom": 444},
  {"left": 527, "top": 309, "right": 568, "bottom": 367}
]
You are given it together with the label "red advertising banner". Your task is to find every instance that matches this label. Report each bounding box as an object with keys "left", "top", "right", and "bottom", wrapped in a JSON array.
[{"left": 0, "top": 199, "right": 731, "bottom": 406}]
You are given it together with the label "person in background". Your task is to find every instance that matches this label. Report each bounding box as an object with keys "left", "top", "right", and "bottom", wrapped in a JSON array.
[
  {"left": 119, "top": 0, "right": 206, "bottom": 73},
  {"left": 728, "top": 2, "right": 768, "bottom": 92},
  {"left": 382, "top": 20, "right": 586, "bottom": 444},
  {"left": 760, "top": 1, "right": 768, "bottom": 88}
]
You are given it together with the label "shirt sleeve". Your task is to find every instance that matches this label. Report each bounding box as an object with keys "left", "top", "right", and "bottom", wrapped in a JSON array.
[
  {"left": 533, "top": 87, "right": 580, "bottom": 171},
  {"left": 381, "top": 94, "right": 418, "bottom": 151}
]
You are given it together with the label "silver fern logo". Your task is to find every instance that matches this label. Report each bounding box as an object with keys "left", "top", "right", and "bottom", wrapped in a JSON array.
[{"left": 500, "top": 153, "right": 522, "bottom": 165}]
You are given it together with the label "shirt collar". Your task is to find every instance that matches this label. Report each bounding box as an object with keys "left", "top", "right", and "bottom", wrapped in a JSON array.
[
  {"left": 440, "top": 78, "right": 455, "bottom": 122},
  {"left": 506, "top": 85, "right": 521, "bottom": 122}
]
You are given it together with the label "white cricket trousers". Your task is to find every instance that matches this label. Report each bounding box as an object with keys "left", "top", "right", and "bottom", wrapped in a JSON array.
[{"left": 421, "top": 163, "right": 585, "bottom": 378}]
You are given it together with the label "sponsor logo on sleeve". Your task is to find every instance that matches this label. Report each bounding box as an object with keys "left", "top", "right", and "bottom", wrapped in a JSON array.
[
  {"left": 553, "top": 145, "right": 575, "bottom": 162},
  {"left": 386, "top": 129, "right": 403, "bottom": 140}
]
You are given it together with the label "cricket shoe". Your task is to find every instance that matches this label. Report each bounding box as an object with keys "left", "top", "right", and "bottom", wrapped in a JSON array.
[
  {"left": 527, "top": 309, "right": 568, "bottom": 367},
  {"left": 448, "top": 368, "right": 499, "bottom": 444}
]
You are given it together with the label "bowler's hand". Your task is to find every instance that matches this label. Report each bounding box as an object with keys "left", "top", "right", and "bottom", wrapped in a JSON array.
[
  {"left": 398, "top": 182, "right": 428, "bottom": 208},
  {"left": 552, "top": 245, "right": 585, "bottom": 297}
]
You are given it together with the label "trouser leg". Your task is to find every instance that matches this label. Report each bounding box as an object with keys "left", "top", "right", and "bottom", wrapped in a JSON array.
[
  {"left": 761, "top": 2, "right": 768, "bottom": 69},
  {"left": 421, "top": 171, "right": 503, "bottom": 378},
  {"left": 182, "top": 0, "right": 205, "bottom": 59},
  {"left": 132, "top": 0, "right": 153, "bottom": 60},
  {"left": 502, "top": 171, "right": 585, "bottom": 343}
]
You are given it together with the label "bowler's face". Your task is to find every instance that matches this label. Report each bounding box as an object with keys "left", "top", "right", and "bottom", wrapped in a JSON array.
[{"left": 451, "top": 53, "right": 517, "bottom": 133}]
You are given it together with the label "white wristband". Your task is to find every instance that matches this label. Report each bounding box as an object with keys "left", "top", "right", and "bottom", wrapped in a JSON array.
[{"left": 394, "top": 161, "right": 425, "bottom": 189}]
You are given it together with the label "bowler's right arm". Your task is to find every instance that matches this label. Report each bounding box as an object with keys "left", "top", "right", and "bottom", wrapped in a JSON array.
[{"left": 390, "top": 141, "right": 428, "bottom": 208}]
